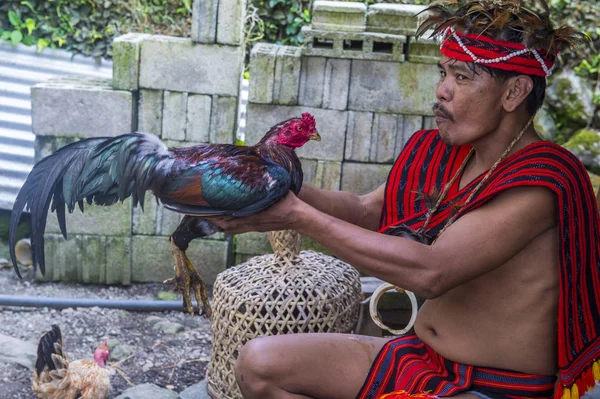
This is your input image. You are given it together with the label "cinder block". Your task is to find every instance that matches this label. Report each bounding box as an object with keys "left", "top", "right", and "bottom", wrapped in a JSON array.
[
  {"left": 302, "top": 27, "right": 406, "bottom": 62},
  {"left": 210, "top": 96, "right": 237, "bottom": 144},
  {"left": 371, "top": 113, "right": 400, "bottom": 163},
  {"left": 348, "top": 60, "right": 438, "bottom": 115},
  {"left": 323, "top": 58, "right": 351, "bottom": 110},
  {"left": 186, "top": 94, "right": 212, "bottom": 142},
  {"left": 408, "top": 36, "right": 441, "bottom": 64},
  {"left": 273, "top": 46, "right": 302, "bottom": 105},
  {"left": 345, "top": 111, "right": 374, "bottom": 162},
  {"left": 299, "top": 57, "right": 327, "bottom": 108},
  {"left": 112, "top": 33, "right": 150, "bottom": 90},
  {"left": 341, "top": 162, "right": 392, "bottom": 195},
  {"left": 245, "top": 103, "right": 347, "bottom": 161},
  {"left": 133, "top": 198, "right": 183, "bottom": 236},
  {"left": 32, "top": 76, "right": 134, "bottom": 137},
  {"left": 79, "top": 235, "right": 106, "bottom": 284},
  {"left": 423, "top": 116, "right": 436, "bottom": 130},
  {"left": 45, "top": 199, "right": 132, "bottom": 237},
  {"left": 137, "top": 90, "right": 163, "bottom": 136},
  {"left": 235, "top": 232, "right": 272, "bottom": 255},
  {"left": 249, "top": 43, "right": 278, "bottom": 104},
  {"left": 366, "top": 4, "right": 427, "bottom": 36},
  {"left": 162, "top": 91, "right": 188, "bottom": 141},
  {"left": 217, "top": 0, "right": 246, "bottom": 45},
  {"left": 191, "top": 0, "right": 218, "bottom": 43},
  {"left": 312, "top": 1, "right": 367, "bottom": 32},
  {"left": 34, "top": 135, "right": 79, "bottom": 162},
  {"left": 132, "top": 235, "right": 228, "bottom": 285},
  {"left": 300, "top": 159, "right": 342, "bottom": 190},
  {"left": 396, "top": 115, "right": 423, "bottom": 157},
  {"left": 139, "top": 36, "right": 242, "bottom": 96},
  {"left": 105, "top": 236, "right": 132, "bottom": 285},
  {"left": 37, "top": 234, "right": 78, "bottom": 282}
]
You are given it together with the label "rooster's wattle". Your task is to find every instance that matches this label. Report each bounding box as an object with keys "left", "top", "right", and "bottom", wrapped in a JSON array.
[{"left": 9, "top": 113, "right": 320, "bottom": 316}]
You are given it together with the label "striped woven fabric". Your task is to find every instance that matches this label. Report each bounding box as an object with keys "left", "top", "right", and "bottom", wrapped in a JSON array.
[
  {"left": 356, "top": 335, "right": 557, "bottom": 399},
  {"left": 376, "top": 130, "right": 600, "bottom": 399}
]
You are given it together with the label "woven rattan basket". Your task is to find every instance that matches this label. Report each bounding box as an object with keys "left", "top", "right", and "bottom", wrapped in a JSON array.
[{"left": 206, "top": 230, "right": 362, "bottom": 399}]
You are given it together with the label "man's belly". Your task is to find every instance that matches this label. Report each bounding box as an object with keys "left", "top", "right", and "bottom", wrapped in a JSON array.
[{"left": 413, "top": 281, "right": 558, "bottom": 376}]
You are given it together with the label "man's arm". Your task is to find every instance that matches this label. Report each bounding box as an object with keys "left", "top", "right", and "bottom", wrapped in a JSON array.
[
  {"left": 215, "top": 186, "right": 557, "bottom": 299},
  {"left": 297, "top": 184, "right": 385, "bottom": 231}
]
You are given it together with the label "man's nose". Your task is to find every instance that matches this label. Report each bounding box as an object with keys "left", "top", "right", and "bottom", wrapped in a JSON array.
[{"left": 435, "top": 79, "right": 452, "bottom": 102}]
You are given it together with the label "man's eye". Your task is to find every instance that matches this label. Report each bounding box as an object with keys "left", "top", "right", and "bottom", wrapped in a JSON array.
[
  {"left": 456, "top": 74, "right": 467, "bottom": 80},
  {"left": 439, "top": 70, "right": 446, "bottom": 77}
]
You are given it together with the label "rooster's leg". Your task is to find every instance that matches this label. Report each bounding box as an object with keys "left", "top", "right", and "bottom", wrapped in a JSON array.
[{"left": 164, "top": 239, "right": 212, "bottom": 317}]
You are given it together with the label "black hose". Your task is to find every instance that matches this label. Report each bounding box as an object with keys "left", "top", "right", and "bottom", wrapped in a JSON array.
[{"left": 0, "top": 294, "right": 198, "bottom": 312}]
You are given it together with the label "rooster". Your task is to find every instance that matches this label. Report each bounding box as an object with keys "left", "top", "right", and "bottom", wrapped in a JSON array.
[
  {"left": 9, "top": 113, "right": 320, "bottom": 316},
  {"left": 32, "top": 325, "right": 111, "bottom": 399}
]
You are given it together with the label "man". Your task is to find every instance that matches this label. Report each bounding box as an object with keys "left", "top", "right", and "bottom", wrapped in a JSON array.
[{"left": 214, "top": 1, "right": 599, "bottom": 398}]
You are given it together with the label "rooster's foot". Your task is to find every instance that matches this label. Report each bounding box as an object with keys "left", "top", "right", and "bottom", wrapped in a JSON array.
[{"left": 164, "top": 239, "right": 212, "bottom": 318}]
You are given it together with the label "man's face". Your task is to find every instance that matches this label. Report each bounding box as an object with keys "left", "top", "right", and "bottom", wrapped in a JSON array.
[{"left": 434, "top": 55, "right": 507, "bottom": 146}]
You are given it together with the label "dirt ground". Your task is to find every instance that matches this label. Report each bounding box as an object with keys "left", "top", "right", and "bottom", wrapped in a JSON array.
[{"left": 0, "top": 266, "right": 212, "bottom": 398}]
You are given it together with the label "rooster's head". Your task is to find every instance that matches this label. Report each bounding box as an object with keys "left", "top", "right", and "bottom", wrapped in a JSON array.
[
  {"left": 260, "top": 113, "right": 321, "bottom": 148},
  {"left": 93, "top": 340, "right": 110, "bottom": 368}
]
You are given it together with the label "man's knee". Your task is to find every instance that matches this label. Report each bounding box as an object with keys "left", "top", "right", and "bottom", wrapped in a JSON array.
[{"left": 235, "top": 337, "right": 279, "bottom": 394}]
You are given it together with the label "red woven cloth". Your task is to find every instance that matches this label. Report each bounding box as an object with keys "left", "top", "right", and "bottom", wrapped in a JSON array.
[
  {"left": 375, "top": 130, "right": 600, "bottom": 399},
  {"left": 440, "top": 29, "right": 556, "bottom": 77},
  {"left": 356, "top": 335, "right": 556, "bottom": 399}
]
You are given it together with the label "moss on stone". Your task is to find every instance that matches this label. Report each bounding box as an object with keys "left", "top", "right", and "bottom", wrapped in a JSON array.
[{"left": 563, "top": 128, "right": 600, "bottom": 174}]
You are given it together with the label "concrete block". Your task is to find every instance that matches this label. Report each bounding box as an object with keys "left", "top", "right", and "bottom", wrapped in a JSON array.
[
  {"left": 139, "top": 36, "right": 242, "bottom": 96},
  {"left": 249, "top": 43, "right": 278, "bottom": 104},
  {"left": 245, "top": 103, "right": 347, "bottom": 161},
  {"left": 299, "top": 57, "right": 327, "bottom": 108},
  {"left": 300, "top": 159, "right": 342, "bottom": 190},
  {"left": 408, "top": 36, "right": 441, "bottom": 64},
  {"left": 217, "top": 0, "right": 246, "bottom": 45},
  {"left": 32, "top": 76, "right": 134, "bottom": 137},
  {"left": 162, "top": 91, "right": 188, "bottom": 141},
  {"left": 323, "top": 59, "right": 351, "bottom": 110},
  {"left": 105, "top": 236, "right": 132, "bottom": 285},
  {"left": 341, "top": 162, "right": 392, "bottom": 195},
  {"left": 423, "top": 116, "right": 436, "bottom": 130},
  {"left": 78, "top": 235, "right": 106, "bottom": 284},
  {"left": 132, "top": 236, "right": 228, "bottom": 285},
  {"left": 133, "top": 198, "right": 183, "bottom": 236},
  {"left": 312, "top": 1, "right": 367, "bottom": 32},
  {"left": 210, "top": 96, "right": 237, "bottom": 144},
  {"left": 371, "top": 113, "right": 401, "bottom": 163},
  {"left": 186, "top": 94, "right": 212, "bottom": 142},
  {"left": 34, "top": 135, "right": 79, "bottom": 162},
  {"left": 112, "top": 33, "right": 150, "bottom": 90},
  {"left": 302, "top": 27, "right": 406, "bottom": 62},
  {"left": 345, "top": 111, "right": 374, "bottom": 162},
  {"left": 366, "top": 4, "right": 427, "bottom": 36},
  {"left": 137, "top": 90, "right": 163, "bottom": 136},
  {"left": 45, "top": 199, "right": 132, "bottom": 237},
  {"left": 191, "top": 0, "right": 218, "bottom": 43},
  {"left": 37, "top": 234, "right": 78, "bottom": 282},
  {"left": 273, "top": 46, "right": 302, "bottom": 105},
  {"left": 396, "top": 115, "right": 423, "bottom": 157},
  {"left": 348, "top": 60, "right": 438, "bottom": 115},
  {"left": 235, "top": 232, "right": 272, "bottom": 255}
]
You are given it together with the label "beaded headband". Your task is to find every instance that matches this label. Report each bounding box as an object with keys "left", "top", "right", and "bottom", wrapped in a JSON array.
[{"left": 440, "top": 27, "right": 557, "bottom": 77}]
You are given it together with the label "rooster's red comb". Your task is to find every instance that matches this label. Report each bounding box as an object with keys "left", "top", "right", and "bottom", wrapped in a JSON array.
[{"left": 301, "top": 113, "right": 316, "bottom": 131}]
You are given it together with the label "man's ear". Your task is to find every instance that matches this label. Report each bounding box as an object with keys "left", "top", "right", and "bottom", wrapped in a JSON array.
[{"left": 503, "top": 75, "right": 533, "bottom": 113}]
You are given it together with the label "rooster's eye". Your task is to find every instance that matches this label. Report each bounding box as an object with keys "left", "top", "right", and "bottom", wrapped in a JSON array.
[{"left": 297, "top": 126, "right": 303, "bottom": 131}]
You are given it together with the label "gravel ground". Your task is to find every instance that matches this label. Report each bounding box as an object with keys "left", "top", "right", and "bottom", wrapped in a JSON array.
[{"left": 0, "top": 266, "right": 212, "bottom": 398}]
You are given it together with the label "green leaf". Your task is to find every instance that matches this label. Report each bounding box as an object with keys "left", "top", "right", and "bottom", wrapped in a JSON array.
[
  {"left": 25, "top": 19, "right": 36, "bottom": 35},
  {"left": 156, "top": 291, "right": 178, "bottom": 301},
  {"left": 22, "top": 35, "right": 35, "bottom": 46},
  {"left": 8, "top": 11, "right": 23, "bottom": 28},
  {"left": 10, "top": 30, "right": 23, "bottom": 46},
  {"left": 36, "top": 38, "right": 50, "bottom": 53},
  {"left": 1, "top": 31, "right": 11, "bottom": 41}
]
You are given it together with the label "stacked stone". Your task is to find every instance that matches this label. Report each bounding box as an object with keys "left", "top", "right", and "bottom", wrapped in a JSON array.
[
  {"left": 30, "top": 0, "right": 244, "bottom": 285},
  {"left": 238, "top": 1, "right": 441, "bottom": 261}
]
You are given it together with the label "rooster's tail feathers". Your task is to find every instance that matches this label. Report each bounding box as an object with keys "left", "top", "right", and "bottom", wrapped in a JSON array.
[
  {"left": 10, "top": 133, "right": 174, "bottom": 277},
  {"left": 35, "top": 325, "right": 66, "bottom": 376}
]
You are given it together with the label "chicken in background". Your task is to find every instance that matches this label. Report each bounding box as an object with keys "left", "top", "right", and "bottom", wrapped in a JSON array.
[{"left": 33, "top": 325, "right": 110, "bottom": 399}]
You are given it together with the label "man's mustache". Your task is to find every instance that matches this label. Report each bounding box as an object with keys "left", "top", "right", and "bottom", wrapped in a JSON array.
[{"left": 432, "top": 103, "right": 454, "bottom": 122}]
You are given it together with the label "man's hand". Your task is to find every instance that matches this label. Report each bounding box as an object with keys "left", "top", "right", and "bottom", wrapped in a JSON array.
[{"left": 211, "top": 191, "right": 306, "bottom": 235}]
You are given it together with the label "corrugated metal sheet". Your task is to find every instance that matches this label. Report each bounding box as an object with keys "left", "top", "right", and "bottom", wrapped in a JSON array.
[{"left": 0, "top": 43, "right": 112, "bottom": 211}]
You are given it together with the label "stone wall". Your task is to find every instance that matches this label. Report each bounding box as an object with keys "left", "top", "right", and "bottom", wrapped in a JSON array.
[
  {"left": 30, "top": 0, "right": 441, "bottom": 282},
  {"left": 31, "top": 0, "right": 244, "bottom": 285},
  {"left": 238, "top": 1, "right": 440, "bottom": 260}
]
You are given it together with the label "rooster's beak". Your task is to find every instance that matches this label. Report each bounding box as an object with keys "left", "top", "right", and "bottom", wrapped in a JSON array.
[{"left": 310, "top": 131, "right": 321, "bottom": 141}]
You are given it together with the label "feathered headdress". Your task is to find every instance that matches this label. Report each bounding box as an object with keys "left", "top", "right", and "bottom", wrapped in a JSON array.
[{"left": 416, "top": 0, "right": 587, "bottom": 77}]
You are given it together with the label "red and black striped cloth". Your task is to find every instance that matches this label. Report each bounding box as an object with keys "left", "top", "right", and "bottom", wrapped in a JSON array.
[
  {"left": 356, "top": 335, "right": 557, "bottom": 399},
  {"left": 372, "top": 130, "right": 600, "bottom": 399}
]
